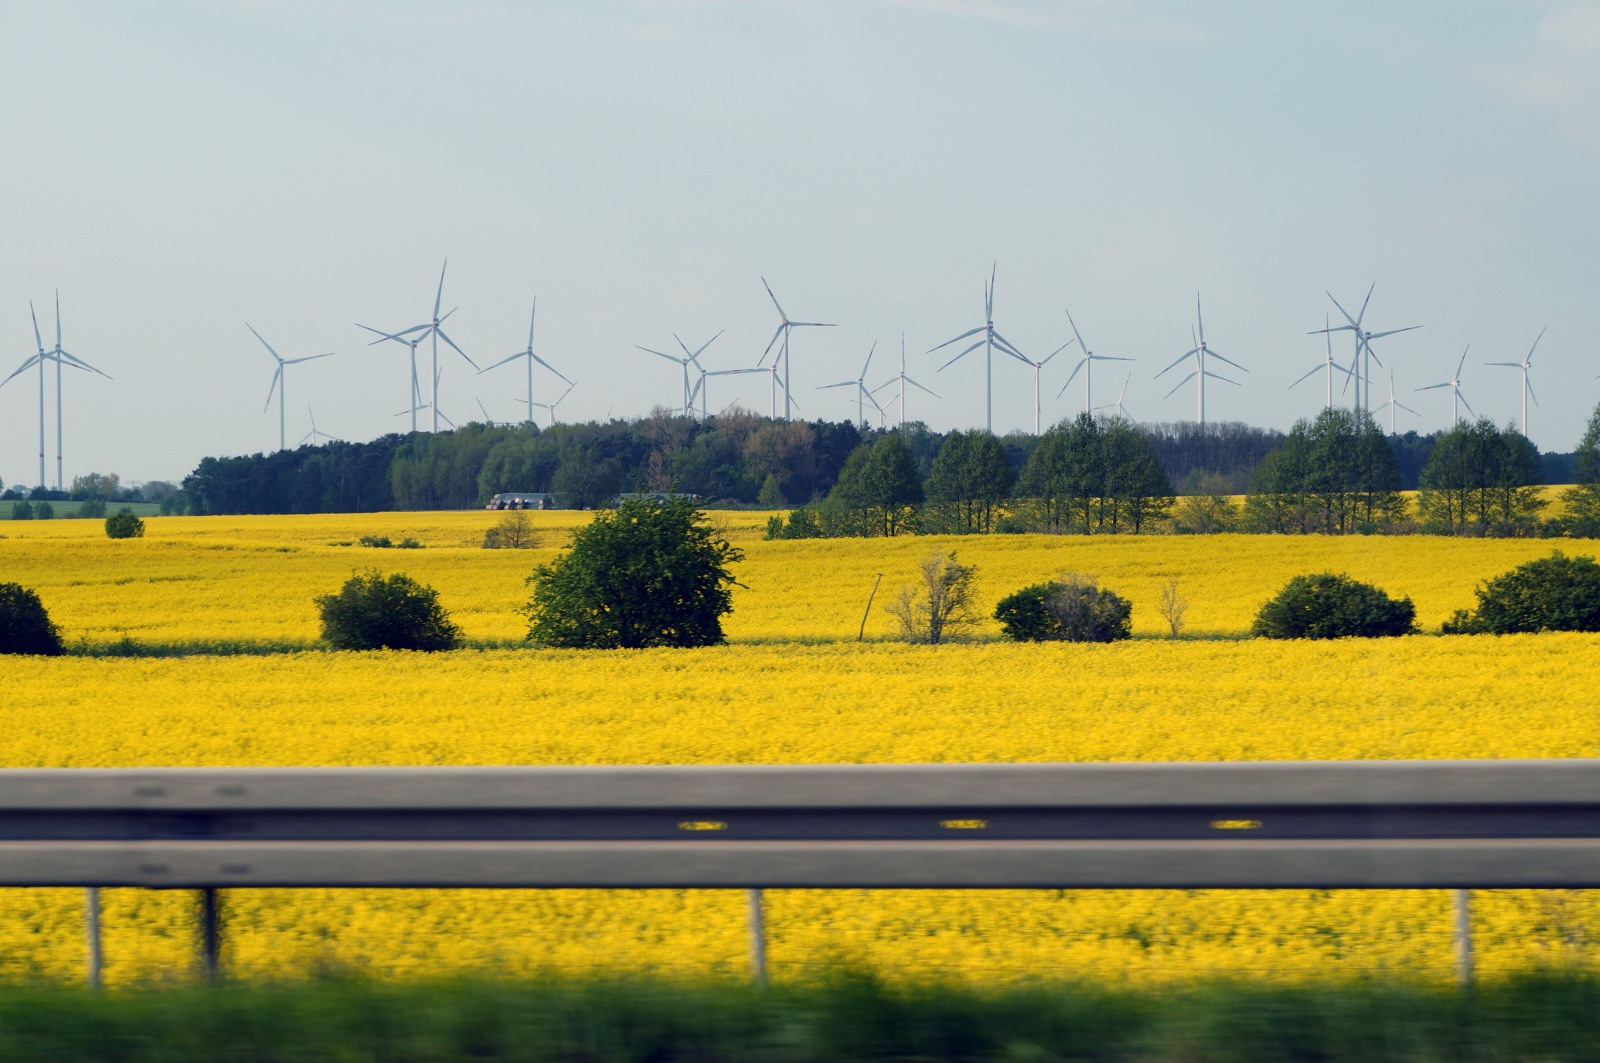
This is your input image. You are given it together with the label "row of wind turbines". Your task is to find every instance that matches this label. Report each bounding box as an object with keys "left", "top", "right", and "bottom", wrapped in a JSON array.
[{"left": 0, "top": 265, "right": 1562, "bottom": 491}]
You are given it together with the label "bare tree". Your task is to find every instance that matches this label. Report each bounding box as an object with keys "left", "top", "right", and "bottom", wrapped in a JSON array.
[
  {"left": 885, "top": 551, "right": 979, "bottom": 645},
  {"left": 1158, "top": 579, "right": 1188, "bottom": 638},
  {"left": 484, "top": 510, "right": 538, "bottom": 549}
]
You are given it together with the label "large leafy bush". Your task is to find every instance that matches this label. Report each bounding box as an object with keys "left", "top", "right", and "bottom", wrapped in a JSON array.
[
  {"left": 1443, "top": 551, "right": 1600, "bottom": 634},
  {"left": 1251, "top": 573, "right": 1415, "bottom": 639},
  {"left": 316, "top": 570, "right": 460, "bottom": 651},
  {"left": 994, "top": 575, "right": 1132, "bottom": 643},
  {"left": 0, "top": 583, "right": 63, "bottom": 656}
]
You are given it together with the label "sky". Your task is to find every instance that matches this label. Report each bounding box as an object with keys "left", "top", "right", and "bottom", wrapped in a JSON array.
[{"left": 3, "top": 0, "right": 1599, "bottom": 486}]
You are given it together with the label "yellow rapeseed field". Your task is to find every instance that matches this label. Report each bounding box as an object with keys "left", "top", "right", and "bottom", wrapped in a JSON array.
[{"left": 0, "top": 511, "right": 1596, "bottom": 984}]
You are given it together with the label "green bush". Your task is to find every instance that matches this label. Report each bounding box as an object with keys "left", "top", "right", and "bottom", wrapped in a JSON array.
[
  {"left": 76, "top": 498, "right": 107, "bottom": 519},
  {"left": 315, "top": 570, "right": 461, "bottom": 651},
  {"left": 10, "top": 501, "right": 32, "bottom": 520},
  {"left": 1251, "top": 573, "right": 1416, "bottom": 639},
  {"left": 0, "top": 582, "right": 63, "bottom": 655},
  {"left": 358, "top": 535, "right": 393, "bottom": 548},
  {"left": 994, "top": 576, "right": 1132, "bottom": 643},
  {"left": 34, "top": 501, "right": 53, "bottom": 520},
  {"left": 1443, "top": 551, "right": 1600, "bottom": 634},
  {"left": 526, "top": 496, "right": 743, "bottom": 649},
  {"left": 764, "top": 506, "right": 824, "bottom": 540},
  {"left": 104, "top": 508, "right": 144, "bottom": 539}
]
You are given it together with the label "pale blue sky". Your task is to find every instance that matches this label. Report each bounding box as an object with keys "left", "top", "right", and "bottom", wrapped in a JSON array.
[{"left": 3, "top": 0, "right": 1598, "bottom": 483}]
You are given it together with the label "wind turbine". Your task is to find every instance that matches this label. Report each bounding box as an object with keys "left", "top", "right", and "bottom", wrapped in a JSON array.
[
  {"left": 1155, "top": 295, "right": 1245, "bottom": 424},
  {"left": 1311, "top": 285, "right": 1420, "bottom": 413},
  {"left": 1373, "top": 368, "right": 1420, "bottom": 434},
  {"left": 479, "top": 299, "right": 573, "bottom": 425},
  {"left": 1057, "top": 310, "right": 1130, "bottom": 416},
  {"left": 1010, "top": 344, "right": 1067, "bottom": 436},
  {"left": 639, "top": 330, "right": 721, "bottom": 417},
  {"left": 1416, "top": 345, "right": 1475, "bottom": 426},
  {"left": 528, "top": 382, "right": 576, "bottom": 428},
  {"left": 929, "top": 265, "right": 1026, "bottom": 433},
  {"left": 248, "top": 324, "right": 332, "bottom": 452},
  {"left": 1094, "top": 372, "right": 1135, "bottom": 422},
  {"left": 1, "top": 302, "right": 54, "bottom": 488},
  {"left": 817, "top": 342, "right": 885, "bottom": 427},
  {"left": 299, "top": 405, "right": 337, "bottom": 446},
  {"left": 390, "top": 260, "right": 478, "bottom": 432},
  {"left": 872, "top": 333, "right": 938, "bottom": 429},
  {"left": 1289, "top": 314, "right": 1352, "bottom": 408},
  {"left": 757, "top": 278, "right": 834, "bottom": 422},
  {"left": 356, "top": 323, "right": 429, "bottom": 434},
  {"left": 40, "top": 293, "right": 111, "bottom": 491},
  {"left": 1485, "top": 328, "right": 1545, "bottom": 436},
  {"left": 679, "top": 331, "right": 725, "bottom": 418}
]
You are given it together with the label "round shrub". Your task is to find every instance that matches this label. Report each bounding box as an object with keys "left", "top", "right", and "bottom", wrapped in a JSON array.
[
  {"left": 0, "top": 582, "right": 63, "bottom": 656},
  {"left": 1251, "top": 573, "right": 1415, "bottom": 640},
  {"left": 315, "top": 570, "right": 461, "bottom": 651},
  {"left": 994, "top": 575, "right": 1132, "bottom": 643},
  {"left": 1442, "top": 551, "right": 1600, "bottom": 635},
  {"left": 105, "top": 508, "right": 145, "bottom": 539}
]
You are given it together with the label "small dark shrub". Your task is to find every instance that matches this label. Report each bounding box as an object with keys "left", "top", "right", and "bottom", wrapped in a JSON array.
[
  {"left": 1442, "top": 551, "right": 1600, "bottom": 634},
  {"left": 1251, "top": 573, "right": 1415, "bottom": 639},
  {"left": 315, "top": 570, "right": 461, "bottom": 651},
  {"left": 358, "top": 535, "right": 394, "bottom": 548},
  {"left": 396, "top": 537, "right": 422, "bottom": 549},
  {"left": 10, "top": 501, "right": 32, "bottom": 520},
  {"left": 34, "top": 501, "right": 53, "bottom": 520},
  {"left": 104, "top": 509, "right": 145, "bottom": 539},
  {"left": 77, "top": 498, "right": 107, "bottom": 519},
  {"left": 993, "top": 515, "right": 1028, "bottom": 535},
  {"left": 0, "top": 582, "right": 63, "bottom": 655},
  {"left": 994, "top": 575, "right": 1132, "bottom": 643}
]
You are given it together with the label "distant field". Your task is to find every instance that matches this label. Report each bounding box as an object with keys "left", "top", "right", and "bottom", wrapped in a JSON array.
[
  {"left": 0, "top": 500, "right": 161, "bottom": 520},
  {"left": 0, "top": 511, "right": 1596, "bottom": 986}
]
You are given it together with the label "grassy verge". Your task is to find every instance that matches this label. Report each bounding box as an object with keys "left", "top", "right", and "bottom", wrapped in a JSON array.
[{"left": 0, "top": 972, "right": 1595, "bottom": 1062}]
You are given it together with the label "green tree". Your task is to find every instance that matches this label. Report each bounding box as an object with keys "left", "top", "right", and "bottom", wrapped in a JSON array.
[
  {"left": 0, "top": 582, "right": 64, "bottom": 655},
  {"left": 105, "top": 508, "right": 145, "bottom": 539},
  {"left": 1443, "top": 552, "right": 1600, "bottom": 634},
  {"left": 1561, "top": 402, "right": 1600, "bottom": 535},
  {"left": 884, "top": 551, "right": 978, "bottom": 644},
  {"left": 1419, "top": 419, "right": 1545, "bottom": 535},
  {"left": 922, "top": 429, "right": 1014, "bottom": 534},
  {"left": 757, "top": 472, "right": 785, "bottom": 508},
  {"left": 824, "top": 435, "right": 923, "bottom": 537},
  {"left": 1243, "top": 409, "right": 1402, "bottom": 533},
  {"left": 315, "top": 570, "right": 461, "bottom": 651},
  {"left": 525, "top": 497, "right": 743, "bottom": 648},
  {"left": 1099, "top": 419, "right": 1174, "bottom": 533},
  {"left": 551, "top": 448, "right": 623, "bottom": 509}
]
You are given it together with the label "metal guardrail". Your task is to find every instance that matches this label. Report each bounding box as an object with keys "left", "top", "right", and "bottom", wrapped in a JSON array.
[{"left": 2, "top": 760, "right": 1596, "bottom": 984}]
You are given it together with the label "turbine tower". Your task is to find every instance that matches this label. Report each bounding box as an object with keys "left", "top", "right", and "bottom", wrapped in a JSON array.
[
  {"left": 1094, "top": 372, "right": 1135, "bottom": 422},
  {"left": 1485, "top": 327, "right": 1545, "bottom": 436},
  {"left": 1155, "top": 295, "right": 1245, "bottom": 425},
  {"left": 679, "top": 331, "right": 724, "bottom": 419},
  {"left": 929, "top": 264, "right": 1027, "bottom": 433},
  {"left": 1289, "top": 314, "right": 1352, "bottom": 408},
  {"left": 758, "top": 278, "right": 834, "bottom": 422},
  {"left": 872, "top": 333, "right": 938, "bottom": 429},
  {"left": 357, "top": 324, "right": 427, "bottom": 434},
  {"left": 392, "top": 260, "right": 478, "bottom": 432},
  {"left": 300, "top": 405, "right": 337, "bottom": 446},
  {"left": 1416, "top": 345, "right": 1475, "bottom": 426},
  {"left": 1057, "top": 309, "right": 1129, "bottom": 416},
  {"left": 1373, "top": 368, "right": 1420, "bottom": 434},
  {"left": 1, "top": 302, "right": 54, "bottom": 488},
  {"left": 639, "top": 330, "right": 722, "bottom": 417},
  {"left": 248, "top": 324, "right": 332, "bottom": 452},
  {"left": 528, "top": 382, "right": 576, "bottom": 428},
  {"left": 1311, "top": 285, "right": 1419, "bottom": 413},
  {"left": 818, "top": 342, "right": 885, "bottom": 427},
  {"left": 41, "top": 293, "right": 111, "bottom": 490},
  {"left": 480, "top": 300, "right": 573, "bottom": 425}
]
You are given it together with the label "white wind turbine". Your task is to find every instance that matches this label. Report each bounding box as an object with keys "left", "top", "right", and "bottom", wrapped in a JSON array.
[
  {"left": 479, "top": 300, "right": 573, "bottom": 425},
  {"left": 680, "top": 331, "right": 725, "bottom": 419},
  {"left": 818, "top": 342, "right": 886, "bottom": 427},
  {"left": 1012, "top": 345, "right": 1067, "bottom": 436},
  {"left": 1094, "top": 372, "right": 1135, "bottom": 422},
  {"left": 1312, "top": 285, "right": 1420, "bottom": 413},
  {"left": 43, "top": 293, "right": 110, "bottom": 490},
  {"left": 1416, "top": 345, "right": 1475, "bottom": 426},
  {"left": 872, "top": 333, "right": 938, "bottom": 429},
  {"left": 1, "top": 302, "right": 56, "bottom": 488},
  {"left": 1485, "top": 327, "right": 1545, "bottom": 436},
  {"left": 758, "top": 278, "right": 834, "bottom": 422},
  {"left": 1058, "top": 309, "right": 1130, "bottom": 416},
  {"left": 1155, "top": 295, "right": 1245, "bottom": 424},
  {"left": 1289, "top": 314, "right": 1353, "bottom": 408},
  {"left": 929, "top": 264, "right": 1027, "bottom": 433},
  {"left": 639, "top": 330, "right": 722, "bottom": 417},
  {"left": 248, "top": 324, "right": 332, "bottom": 452},
  {"left": 1373, "top": 368, "right": 1420, "bottom": 434},
  {"left": 390, "top": 260, "right": 478, "bottom": 432},
  {"left": 300, "top": 405, "right": 337, "bottom": 446},
  {"left": 528, "top": 382, "right": 576, "bottom": 428},
  {"left": 356, "top": 323, "right": 429, "bottom": 434}
]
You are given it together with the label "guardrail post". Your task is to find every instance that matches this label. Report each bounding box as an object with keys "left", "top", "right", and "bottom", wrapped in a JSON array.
[
  {"left": 198, "top": 888, "right": 221, "bottom": 982},
  {"left": 84, "top": 887, "right": 102, "bottom": 989},
  {"left": 1453, "top": 888, "right": 1473, "bottom": 985},
  {"left": 747, "top": 888, "right": 767, "bottom": 985}
]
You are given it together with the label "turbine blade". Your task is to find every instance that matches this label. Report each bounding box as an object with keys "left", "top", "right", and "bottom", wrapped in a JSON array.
[
  {"left": 284, "top": 352, "right": 334, "bottom": 365},
  {"left": 1355, "top": 282, "right": 1375, "bottom": 326},
  {"left": 990, "top": 330, "right": 1026, "bottom": 358},
  {"left": 906, "top": 377, "right": 939, "bottom": 397},
  {"left": 761, "top": 322, "right": 786, "bottom": 363},
  {"left": 816, "top": 381, "right": 855, "bottom": 390},
  {"left": 938, "top": 338, "right": 988, "bottom": 371},
  {"left": 638, "top": 346, "right": 683, "bottom": 365},
  {"left": 860, "top": 340, "right": 877, "bottom": 378},
  {"left": 528, "top": 300, "right": 537, "bottom": 350},
  {"left": 30, "top": 302, "right": 43, "bottom": 353},
  {"left": 1155, "top": 350, "right": 1197, "bottom": 378},
  {"left": 1366, "top": 325, "right": 1420, "bottom": 341},
  {"left": 1287, "top": 365, "right": 1321, "bottom": 389},
  {"left": 1062, "top": 358, "right": 1087, "bottom": 388},
  {"left": 1162, "top": 371, "right": 1198, "bottom": 399},
  {"left": 1207, "top": 349, "right": 1247, "bottom": 372},
  {"left": 1064, "top": 308, "right": 1088, "bottom": 354},
  {"left": 246, "top": 323, "right": 283, "bottom": 363},
  {"left": 928, "top": 325, "right": 985, "bottom": 353},
  {"left": 1416, "top": 383, "right": 1451, "bottom": 392},
  {"left": 1455, "top": 344, "right": 1471, "bottom": 378},
  {"left": 434, "top": 259, "right": 447, "bottom": 320},
  {"left": 760, "top": 276, "right": 787, "bottom": 320},
  {"left": 481, "top": 351, "right": 526, "bottom": 373},
  {"left": 1202, "top": 370, "right": 1241, "bottom": 386},
  {"left": 263, "top": 366, "right": 282, "bottom": 412},
  {"left": 1195, "top": 291, "right": 1205, "bottom": 346},
  {"left": 790, "top": 321, "right": 835, "bottom": 328},
  {"left": 1526, "top": 378, "right": 1539, "bottom": 407},
  {"left": 1326, "top": 291, "right": 1360, "bottom": 330},
  {"left": 1527, "top": 326, "right": 1546, "bottom": 364},
  {"left": 531, "top": 354, "right": 575, "bottom": 386},
  {"left": 435, "top": 328, "right": 478, "bottom": 369},
  {"left": 1458, "top": 390, "right": 1475, "bottom": 416}
]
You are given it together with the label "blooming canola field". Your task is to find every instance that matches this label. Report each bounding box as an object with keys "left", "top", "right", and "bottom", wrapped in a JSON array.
[{"left": 0, "top": 512, "right": 1596, "bottom": 984}]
